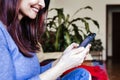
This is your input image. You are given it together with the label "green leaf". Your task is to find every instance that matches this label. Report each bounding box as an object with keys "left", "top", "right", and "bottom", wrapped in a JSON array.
[
  {"left": 84, "top": 17, "right": 99, "bottom": 29},
  {"left": 71, "top": 24, "right": 84, "bottom": 43},
  {"left": 92, "top": 20, "right": 100, "bottom": 29},
  {"left": 64, "top": 31, "right": 71, "bottom": 45},
  {"left": 84, "top": 6, "right": 93, "bottom": 10},
  {"left": 54, "top": 24, "right": 63, "bottom": 51},
  {"left": 72, "top": 6, "right": 93, "bottom": 17}
]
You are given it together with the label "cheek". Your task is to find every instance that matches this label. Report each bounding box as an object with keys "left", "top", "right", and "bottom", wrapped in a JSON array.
[
  {"left": 19, "top": 1, "right": 37, "bottom": 19},
  {"left": 19, "top": 1, "right": 30, "bottom": 14},
  {"left": 19, "top": 4, "right": 30, "bottom": 17},
  {"left": 20, "top": 8, "right": 37, "bottom": 19}
]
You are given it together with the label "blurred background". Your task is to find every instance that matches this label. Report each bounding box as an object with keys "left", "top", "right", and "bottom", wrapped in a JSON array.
[{"left": 39, "top": 0, "right": 120, "bottom": 80}]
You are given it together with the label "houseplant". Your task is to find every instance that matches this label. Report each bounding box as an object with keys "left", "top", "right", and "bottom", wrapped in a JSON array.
[
  {"left": 90, "top": 39, "right": 104, "bottom": 51},
  {"left": 40, "top": 6, "right": 100, "bottom": 52},
  {"left": 89, "top": 39, "right": 104, "bottom": 60}
]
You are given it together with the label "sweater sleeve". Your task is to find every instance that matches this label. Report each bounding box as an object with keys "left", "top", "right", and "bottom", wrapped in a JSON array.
[
  {"left": 0, "top": 29, "right": 16, "bottom": 80},
  {"left": 28, "top": 75, "right": 41, "bottom": 80},
  {"left": 27, "top": 62, "right": 52, "bottom": 80},
  {"left": 40, "top": 62, "right": 52, "bottom": 73}
]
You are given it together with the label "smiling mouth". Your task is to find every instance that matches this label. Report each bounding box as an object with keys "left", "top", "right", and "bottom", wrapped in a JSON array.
[
  {"left": 31, "top": 6, "right": 40, "bottom": 13},
  {"left": 32, "top": 8, "right": 39, "bottom": 13}
]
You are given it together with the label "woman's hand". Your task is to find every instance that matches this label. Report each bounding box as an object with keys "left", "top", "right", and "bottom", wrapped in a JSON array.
[
  {"left": 40, "top": 43, "right": 91, "bottom": 80},
  {"left": 56, "top": 43, "right": 91, "bottom": 72}
]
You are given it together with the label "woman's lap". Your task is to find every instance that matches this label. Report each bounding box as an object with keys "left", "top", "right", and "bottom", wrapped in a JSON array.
[{"left": 61, "top": 68, "right": 91, "bottom": 80}]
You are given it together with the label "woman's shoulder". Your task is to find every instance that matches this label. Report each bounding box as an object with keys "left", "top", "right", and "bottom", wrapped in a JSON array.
[
  {"left": 0, "top": 21, "right": 7, "bottom": 34},
  {"left": 0, "top": 21, "right": 19, "bottom": 53},
  {"left": 0, "top": 21, "right": 8, "bottom": 44},
  {"left": 0, "top": 21, "right": 6, "bottom": 36},
  {"left": 0, "top": 21, "right": 8, "bottom": 39},
  {"left": 0, "top": 21, "right": 13, "bottom": 47}
]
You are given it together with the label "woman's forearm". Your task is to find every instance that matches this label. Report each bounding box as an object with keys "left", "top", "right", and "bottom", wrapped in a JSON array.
[
  {"left": 39, "top": 63, "right": 65, "bottom": 80},
  {"left": 39, "top": 43, "right": 91, "bottom": 80}
]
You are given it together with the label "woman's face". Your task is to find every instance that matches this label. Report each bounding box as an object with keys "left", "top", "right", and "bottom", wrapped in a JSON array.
[{"left": 18, "top": 0, "right": 45, "bottom": 20}]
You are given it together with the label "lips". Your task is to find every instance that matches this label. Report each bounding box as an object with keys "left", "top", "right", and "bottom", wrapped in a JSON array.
[{"left": 31, "top": 6, "right": 40, "bottom": 13}]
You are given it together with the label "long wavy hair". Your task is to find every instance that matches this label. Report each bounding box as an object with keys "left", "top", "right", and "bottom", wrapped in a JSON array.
[{"left": 0, "top": 0, "right": 50, "bottom": 57}]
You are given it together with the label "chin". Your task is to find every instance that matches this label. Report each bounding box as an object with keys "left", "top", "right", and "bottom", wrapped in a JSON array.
[
  {"left": 29, "top": 16, "right": 37, "bottom": 19},
  {"left": 28, "top": 14, "right": 37, "bottom": 19}
]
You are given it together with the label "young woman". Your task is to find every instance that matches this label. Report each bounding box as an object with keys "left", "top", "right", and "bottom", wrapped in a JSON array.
[{"left": 0, "top": 0, "right": 91, "bottom": 80}]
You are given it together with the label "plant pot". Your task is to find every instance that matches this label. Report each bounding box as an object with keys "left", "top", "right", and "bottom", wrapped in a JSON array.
[{"left": 90, "top": 51, "right": 103, "bottom": 60}]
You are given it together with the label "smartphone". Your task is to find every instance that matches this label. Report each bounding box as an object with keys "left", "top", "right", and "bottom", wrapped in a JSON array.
[{"left": 78, "top": 33, "right": 96, "bottom": 47}]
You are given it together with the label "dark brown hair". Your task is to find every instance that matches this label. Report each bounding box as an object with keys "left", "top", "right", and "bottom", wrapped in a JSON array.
[{"left": 0, "top": 0, "right": 50, "bottom": 57}]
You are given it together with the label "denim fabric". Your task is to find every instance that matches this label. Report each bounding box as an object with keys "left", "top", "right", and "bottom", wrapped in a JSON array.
[{"left": 61, "top": 68, "right": 91, "bottom": 80}]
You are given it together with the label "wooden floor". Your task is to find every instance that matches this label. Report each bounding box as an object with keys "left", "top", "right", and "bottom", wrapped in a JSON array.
[{"left": 106, "top": 58, "right": 120, "bottom": 80}]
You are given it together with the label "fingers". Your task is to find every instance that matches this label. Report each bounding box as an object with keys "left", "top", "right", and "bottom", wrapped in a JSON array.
[
  {"left": 64, "top": 43, "right": 79, "bottom": 54},
  {"left": 70, "top": 47, "right": 85, "bottom": 55},
  {"left": 71, "top": 44, "right": 91, "bottom": 66},
  {"left": 85, "top": 44, "right": 91, "bottom": 55},
  {"left": 86, "top": 44, "right": 91, "bottom": 49},
  {"left": 59, "top": 44, "right": 91, "bottom": 69},
  {"left": 74, "top": 44, "right": 91, "bottom": 57}
]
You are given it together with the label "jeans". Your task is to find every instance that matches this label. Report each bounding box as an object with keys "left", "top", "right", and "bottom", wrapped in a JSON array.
[{"left": 61, "top": 68, "right": 91, "bottom": 80}]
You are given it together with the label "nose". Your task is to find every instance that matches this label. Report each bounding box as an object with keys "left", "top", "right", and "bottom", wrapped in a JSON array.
[{"left": 39, "top": 0, "right": 45, "bottom": 9}]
